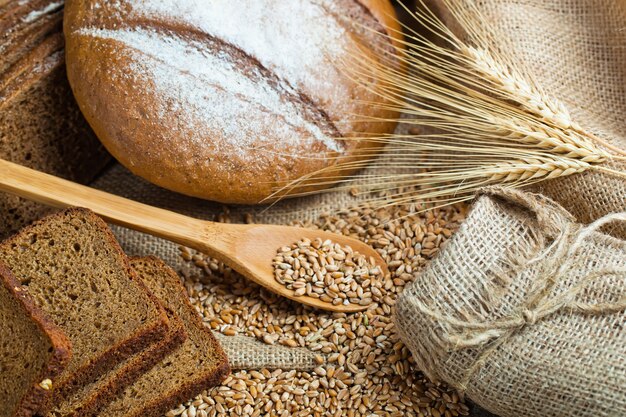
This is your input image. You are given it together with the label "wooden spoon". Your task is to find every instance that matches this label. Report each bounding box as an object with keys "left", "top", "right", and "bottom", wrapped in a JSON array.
[{"left": 0, "top": 159, "right": 388, "bottom": 312}]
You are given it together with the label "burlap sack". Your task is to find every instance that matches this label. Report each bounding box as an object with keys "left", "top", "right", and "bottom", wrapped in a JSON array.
[
  {"left": 394, "top": 186, "right": 626, "bottom": 417},
  {"left": 429, "top": 0, "right": 626, "bottom": 238}
]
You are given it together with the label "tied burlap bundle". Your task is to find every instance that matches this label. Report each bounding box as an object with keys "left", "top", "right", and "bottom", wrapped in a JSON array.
[
  {"left": 430, "top": 0, "right": 626, "bottom": 238},
  {"left": 394, "top": 186, "right": 626, "bottom": 417}
]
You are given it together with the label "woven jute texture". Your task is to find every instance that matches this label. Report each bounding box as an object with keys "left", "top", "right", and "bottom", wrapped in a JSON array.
[
  {"left": 431, "top": 0, "right": 626, "bottom": 238},
  {"left": 214, "top": 334, "right": 319, "bottom": 371},
  {"left": 394, "top": 186, "right": 626, "bottom": 417}
]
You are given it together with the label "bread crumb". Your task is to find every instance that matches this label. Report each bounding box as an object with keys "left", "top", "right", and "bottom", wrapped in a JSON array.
[{"left": 39, "top": 379, "right": 53, "bottom": 390}]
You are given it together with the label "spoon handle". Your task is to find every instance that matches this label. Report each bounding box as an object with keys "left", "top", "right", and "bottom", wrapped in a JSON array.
[
  {"left": 0, "top": 158, "right": 219, "bottom": 251},
  {"left": 0, "top": 159, "right": 379, "bottom": 313}
]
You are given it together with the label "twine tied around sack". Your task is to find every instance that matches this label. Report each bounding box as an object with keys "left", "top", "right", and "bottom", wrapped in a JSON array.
[{"left": 409, "top": 196, "right": 626, "bottom": 391}]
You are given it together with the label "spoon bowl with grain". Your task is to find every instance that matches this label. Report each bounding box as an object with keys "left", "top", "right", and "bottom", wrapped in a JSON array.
[{"left": 0, "top": 158, "right": 387, "bottom": 312}]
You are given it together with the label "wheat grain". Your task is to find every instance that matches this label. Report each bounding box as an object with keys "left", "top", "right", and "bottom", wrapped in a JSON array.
[
  {"left": 498, "top": 119, "right": 607, "bottom": 162},
  {"left": 462, "top": 46, "right": 582, "bottom": 131},
  {"left": 485, "top": 156, "right": 590, "bottom": 182},
  {"left": 272, "top": 238, "right": 384, "bottom": 306},
  {"left": 172, "top": 201, "right": 469, "bottom": 417}
]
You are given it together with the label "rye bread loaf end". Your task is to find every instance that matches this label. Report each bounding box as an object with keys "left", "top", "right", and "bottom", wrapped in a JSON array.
[{"left": 0, "top": 263, "right": 71, "bottom": 417}]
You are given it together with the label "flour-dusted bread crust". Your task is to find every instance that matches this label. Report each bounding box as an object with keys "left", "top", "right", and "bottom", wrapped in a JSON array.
[{"left": 64, "top": 0, "right": 402, "bottom": 204}]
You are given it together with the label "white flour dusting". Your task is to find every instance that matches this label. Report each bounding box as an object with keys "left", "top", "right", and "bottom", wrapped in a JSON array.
[
  {"left": 67, "top": 0, "right": 388, "bottom": 176},
  {"left": 32, "top": 49, "right": 63, "bottom": 74},
  {"left": 76, "top": 27, "right": 342, "bottom": 159},
  {"left": 22, "top": 1, "right": 63, "bottom": 23},
  {"left": 125, "top": 0, "right": 347, "bottom": 95}
]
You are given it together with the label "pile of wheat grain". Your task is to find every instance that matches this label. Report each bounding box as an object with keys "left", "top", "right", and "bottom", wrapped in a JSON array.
[
  {"left": 170, "top": 199, "right": 469, "bottom": 417},
  {"left": 272, "top": 238, "right": 385, "bottom": 306}
]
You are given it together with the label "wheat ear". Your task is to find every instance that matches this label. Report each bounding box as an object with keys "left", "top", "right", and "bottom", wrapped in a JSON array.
[{"left": 266, "top": 0, "right": 626, "bottom": 208}]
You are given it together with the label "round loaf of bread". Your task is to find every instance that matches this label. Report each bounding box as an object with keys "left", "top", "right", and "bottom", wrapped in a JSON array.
[{"left": 64, "top": 0, "right": 402, "bottom": 204}]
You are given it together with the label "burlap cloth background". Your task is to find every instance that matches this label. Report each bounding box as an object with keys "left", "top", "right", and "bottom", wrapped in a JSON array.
[
  {"left": 431, "top": 0, "right": 626, "bottom": 237},
  {"left": 395, "top": 186, "right": 625, "bottom": 417},
  {"left": 87, "top": 0, "right": 624, "bottom": 415}
]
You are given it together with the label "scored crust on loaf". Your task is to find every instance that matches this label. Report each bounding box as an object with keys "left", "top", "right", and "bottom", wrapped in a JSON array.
[
  {"left": 0, "top": 263, "right": 71, "bottom": 417},
  {"left": 96, "top": 256, "right": 230, "bottom": 417},
  {"left": 0, "top": 0, "right": 111, "bottom": 238},
  {"left": 0, "top": 208, "right": 169, "bottom": 407},
  {"left": 64, "top": 0, "right": 402, "bottom": 203}
]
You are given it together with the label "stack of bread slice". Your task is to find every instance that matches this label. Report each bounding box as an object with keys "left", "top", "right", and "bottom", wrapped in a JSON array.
[
  {"left": 0, "top": 0, "right": 110, "bottom": 238},
  {"left": 0, "top": 208, "right": 230, "bottom": 417}
]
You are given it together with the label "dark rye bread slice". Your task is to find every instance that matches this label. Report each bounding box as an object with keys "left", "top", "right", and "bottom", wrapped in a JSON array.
[
  {"left": 0, "top": 208, "right": 169, "bottom": 407},
  {"left": 0, "top": 31, "right": 64, "bottom": 99},
  {"left": 0, "top": 1, "right": 63, "bottom": 74},
  {"left": 0, "top": 263, "right": 71, "bottom": 417},
  {"left": 97, "top": 257, "right": 230, "bottom": 417},
  {"left": 0, "top": 0, "right": 111, "bottom": 238},
  {"left": 49, "top": 282, "right": 187, "bottom": 417},
  {"left": 0, "top": 54, "right": 111, "bottom": 237}
]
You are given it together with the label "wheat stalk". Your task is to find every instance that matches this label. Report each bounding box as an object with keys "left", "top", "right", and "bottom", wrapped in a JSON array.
[
  {"left": 487, "top": 156, "right": 590, "bottom": 182},
  {"left": 266, "top": 0, "right": 626, "bottom": 208},
  {"left": 460, "top": 45, "right": 623, "bottom": 160},
  {"left": 462, "top": 46, "right": 579, "bottom": 131}
]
